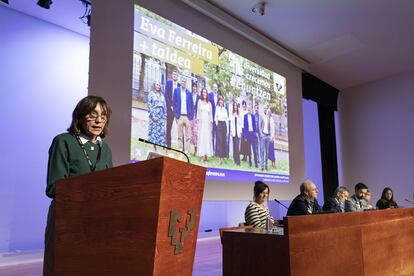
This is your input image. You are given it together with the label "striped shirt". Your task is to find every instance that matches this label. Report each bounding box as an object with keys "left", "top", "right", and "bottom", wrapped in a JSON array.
[{"left": 244, "top": 201, "right": 271, "bottom": 228}]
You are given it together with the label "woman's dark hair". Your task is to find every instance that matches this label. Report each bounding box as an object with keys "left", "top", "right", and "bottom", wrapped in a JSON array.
[
  {"left": 381, "top": 187, "right": 394, "bottom": 202},
  {"left": 232, "top": 102, "right": 239, "bottom": 116},
  {"left": 67, "top": 95, "right": 111, "bottom": 138},
  {"left": 253, "top": 181, "right": 270, "bottom": 200}
]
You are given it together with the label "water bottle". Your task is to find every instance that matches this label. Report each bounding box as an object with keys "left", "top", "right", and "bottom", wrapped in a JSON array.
[{"left": 266, "top": 217, "right": 272, "bottom": 232}]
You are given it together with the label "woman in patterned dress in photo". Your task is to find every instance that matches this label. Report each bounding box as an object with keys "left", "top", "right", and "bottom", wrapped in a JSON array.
[{"left": 148, "top": 81, "right": 167, "bottom": 147}]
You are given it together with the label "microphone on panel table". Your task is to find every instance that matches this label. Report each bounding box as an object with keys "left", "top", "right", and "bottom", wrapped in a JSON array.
[
  {"left": 404, "top": 198, "right": 414, "bottom": 205},
  {"left": 138, "top": 138, "right": 190, "bottom": 163},
  {"left": 274, "top": 198, "right": 289, "bottom": 210}
]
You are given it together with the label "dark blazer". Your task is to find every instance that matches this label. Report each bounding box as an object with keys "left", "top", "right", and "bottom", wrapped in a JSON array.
[
  {"left": 287, "top": 194, "right": 322, "bottom": 216},
  {"left": 208, "top": 92, "right": 221, "bottom": 120},
  {"left": 173, "top": 87, "right": 194, "bottom": 120},
  {"left": 243, "top": 113, "right": 257, "bottom": 140},
  {"left": 165, "top": 80, "right": 180, "bottom": 114},
  {"left": 376, "top": 199, "right": 398, "bottom": 209},
  {"left": 323, "top": 197, "right": 343, "bottom": 213},
  {"left": 192, "top": 94, "right": 200, "bottom": 118}
]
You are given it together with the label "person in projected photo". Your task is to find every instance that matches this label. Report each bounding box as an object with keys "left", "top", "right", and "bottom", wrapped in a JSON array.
[
  {"left": 245, "top": 181, "right": 275, "bottom": 228},
  {"left": 173, "top": 77, "right": 194, "bottom": 154},
  {"left": 197, "top": 88, "right": 213, "bottom": 163},
  {"left": 230, "top": 102, "right": 242, "bottom": 166},
  {"left": 225, "top": 92, "right": 234, "bottom": 158},
  {"left": 243, "top": 104, "right": 259, "bottom": 169},
  {"left": 43, "top": 96, "right": 113, "bottom": 276},
  {"left": 209, "top": 83, "right": 221, "bottom": 155},
  {"left": 147, "top": 81, "right": 167, "bottom": 148},
  {"left": 215, "top": 96, "right": 228, "bottom": 165},
  {"left": 190, "top": 82, "right": 199, "bottom": 156},
  {"left": 287, "top": 180, "right": 322, "bottom": 216},
  {"left": 165, "top": 70, "right": 180, "bottom": 148},
  {"left": 254, "top": 104, "right": 261, "bottom": 165},
  {"left": 239, "top": 100, "right": 248, "bottom": 162},
  {"left": 259, "top": 108, "right": 272, "bottom": 171},
  {"left": 376, "top": 187, "right": 399, "bottom": 209},
  {"left": 268, "top": 109, "right": 276, "bottom": 169}
]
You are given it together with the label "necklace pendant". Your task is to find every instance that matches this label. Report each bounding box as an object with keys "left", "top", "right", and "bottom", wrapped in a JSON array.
[{"left": 90, "top": 146, "right": 94, "bottom": 150}]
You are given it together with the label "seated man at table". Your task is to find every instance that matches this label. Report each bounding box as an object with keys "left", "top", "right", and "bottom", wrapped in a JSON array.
[
  {"left": 323, "top": 186, "right": 349, "bottom": 213},
  {"left": 345, "top": 182, "right": 369, "bottom": 212},
  {"left": 287, "top": 180, "right": 321, "bottom": 216}
]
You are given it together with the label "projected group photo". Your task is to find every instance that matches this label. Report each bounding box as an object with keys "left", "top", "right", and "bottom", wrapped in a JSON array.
[{"left": 131, "top": 5, "right": 289, "bottom": 183}]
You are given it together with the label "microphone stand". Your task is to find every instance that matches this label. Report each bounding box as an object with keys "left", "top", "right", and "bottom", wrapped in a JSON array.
[
  {"left": 274, "top": 199, "right": 289, "bottom": 210},
  {"left": 405, "top": 199, "right": 414, "bottom": 205},
  {"left": 138, "top": 138, "right": 190, "bottom": 163}
]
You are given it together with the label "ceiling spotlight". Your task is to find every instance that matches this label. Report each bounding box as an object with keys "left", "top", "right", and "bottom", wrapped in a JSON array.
[
  {"left": 251, "top": 2, "right": 266, "bottom": 16},
  {"left": 1, "top": 0, "right": 9, "bottom": 4},
  {"left": 37, "top": 0, "right": 53, "bottom": 9}
]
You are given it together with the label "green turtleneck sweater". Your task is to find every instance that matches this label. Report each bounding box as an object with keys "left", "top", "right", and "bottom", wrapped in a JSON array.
[{"left": 46, "top": 133, "right": 113, "bottom": 198}]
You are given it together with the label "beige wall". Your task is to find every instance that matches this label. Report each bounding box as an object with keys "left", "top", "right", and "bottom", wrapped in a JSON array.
[
  {"left": 338, "top": 70, "right": 414, "bottom": 207},
  {"left": 88, "top": 0, "right": 306, "bottom": 200}
]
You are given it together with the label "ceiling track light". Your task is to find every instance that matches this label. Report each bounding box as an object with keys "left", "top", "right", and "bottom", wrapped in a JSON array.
[
  {"left": 37, "top": 0, "right": 53, "bottom": 9},
  {"left": 251, "top": 2, "right": 266, "bottom": 16}
]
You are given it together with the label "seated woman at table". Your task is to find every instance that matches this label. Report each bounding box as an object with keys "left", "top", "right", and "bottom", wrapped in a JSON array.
[
  {"left": 376, "top": 187, "right": 399, "bottom": 209},
  {"left": 244, "top": 181, "right": 274, "bottom": 228}
]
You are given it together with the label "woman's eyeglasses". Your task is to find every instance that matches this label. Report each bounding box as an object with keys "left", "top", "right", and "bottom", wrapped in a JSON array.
[{"left": 86, "top": 112, "right": 107, "bottom": 121}]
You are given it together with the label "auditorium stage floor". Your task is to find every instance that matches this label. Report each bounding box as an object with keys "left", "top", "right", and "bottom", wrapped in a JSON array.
[{"left": 0, "top": 236, "right": 222, "bottom": 276}]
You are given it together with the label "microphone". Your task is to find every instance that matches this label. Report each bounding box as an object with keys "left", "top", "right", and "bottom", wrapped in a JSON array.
[
  {"left": 405, "top": 199, "right": 414, "bottom": 205},
  {"left": 138, "top": 138, "right": 190, "bottom": 163},
  {"left": 274, "top": 198, "right": 288, "bottom": 209}
]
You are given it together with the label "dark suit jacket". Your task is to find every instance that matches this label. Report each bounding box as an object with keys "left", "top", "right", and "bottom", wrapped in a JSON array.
[
  {"left": 243, "top": 113, "right": 257, "bottom": 140},
  {"left": 165, "top": 80, "right": 180, "bottom": 114},
  {"left": 208, "top": 92, "right": 221, "bottom": 120},
  {"left": 323, "top": 197, "right": 343, "bottom": 213},
  {"left": 173, "top": 87, "right": 194, "bottom": 120},
  {"left": 287, "top": 194, "right": 322, "bottom": 216},
  {"left": 192, "top": 94, "right": 200, "bottom": 118},
  {"left": 376, "top": 199, "right": 398, "bottom": 209}
]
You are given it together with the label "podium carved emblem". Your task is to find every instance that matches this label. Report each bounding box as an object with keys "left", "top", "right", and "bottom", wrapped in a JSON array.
[{"left": 168, "top": 210, "right": 196, "bottom": 255}]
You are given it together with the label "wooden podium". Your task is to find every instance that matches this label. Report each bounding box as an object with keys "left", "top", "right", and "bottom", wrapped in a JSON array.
[{"left": 54, "top": 157, "right": 206, "bottom": 275}]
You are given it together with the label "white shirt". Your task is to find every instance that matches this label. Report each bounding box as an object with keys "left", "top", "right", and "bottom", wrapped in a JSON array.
[
  {"left": 240, "top": 108, "right": 247, "bottom": 128},
  {"left": 214, "top": 106, "right": 228, "bottom": 124},
  {"left": 192, "top": 94, "right": 198, "bottom": 105},
  {"left": 269, "top": 116, "right": 275, "bottom": 137},
  {"left": 180, "top": 88, "right": 187, "bottom": 115},
  {"left": 230, "top": 114, "right": 242, "bottom": 138},
  {"left": 247, "top": 113, "right": 253, "bottom": 132},
  {"left": 79, "top": 135, "right": 102, "bottom": 144},
  {"left": 262, "top": 115, "right": 270, "bottom": 135}
]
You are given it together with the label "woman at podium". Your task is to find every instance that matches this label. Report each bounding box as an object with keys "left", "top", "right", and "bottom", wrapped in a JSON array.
[
  {"left": 43, "top": 96, "right": 113, "bottom": 276},
  {"left": 244, "top": 181, "right": 274, "bottom": 228}
]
